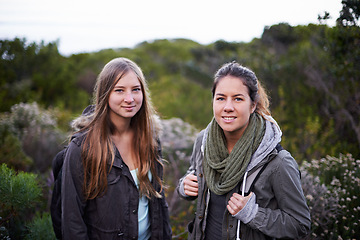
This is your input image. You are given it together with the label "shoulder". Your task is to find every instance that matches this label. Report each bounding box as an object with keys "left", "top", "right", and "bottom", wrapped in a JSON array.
[
  {"left": 273, "top": 150, "right": 298, "bottom": 167},
  {"left": 192, "top": 129, "right": 206, "bottom": 153},
  {"left": 64, "top": 132, "right": 88, "bottom": 170},
  {"left": 270, "top": 150, "right": 301, "bottom": 179},
  {"left": 70, "top": 131, "right": 87, "bottom": 147},
  {"left": 52, "top": 148, "right": 67, "bottom": 178},
  {"left": 196, "top": 129, "right": 206, "bottom": 143},
  {"left": 196, "top": 128, "right": 209, "bottom": 145}
]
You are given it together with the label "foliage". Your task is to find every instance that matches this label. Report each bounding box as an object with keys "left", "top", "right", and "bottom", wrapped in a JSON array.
[
  {"left": 300, "top": 169, "right": 339, "bottom": 239},
  {"left": 0, "top": 102, "right": 67, "bottom": 173},
  {"left": 24, "top": 212, "right": 56, "bottom": 240},
  {"left": 0, "top": 38, "right": 90, "bottom": 113},
  {"left": 0, "top": 120, "right": 33, "bottom": 171},
  {"left": 150, "top": 76, "right": 213, "bottom": 128},
  {"left": 259, "top": 22, "right": 360, "bottom": 162},
  {"left": 1, "top": 23, "right": 359, "bottom": 160},
  {"left": 0, "top": 164, "right": 42, "bottom": 239},
  {"left": 337, "top": 0, "right": 360, "bottom": 26},
  {"left": 301, "top": 154, "right": 360, "bottom": 239}
]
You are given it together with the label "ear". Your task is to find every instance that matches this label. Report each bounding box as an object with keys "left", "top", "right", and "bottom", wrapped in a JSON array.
[{"left": 251, "top": 102, "right": 257, "bottom": 114}]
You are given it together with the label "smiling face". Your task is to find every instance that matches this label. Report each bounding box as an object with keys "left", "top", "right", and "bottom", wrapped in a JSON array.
[
  {"left": 108, "top": 70, "right": 143, "bottom": 124},
  {"left": 213, "top": 75, "right": 256, "bottom": 139}
]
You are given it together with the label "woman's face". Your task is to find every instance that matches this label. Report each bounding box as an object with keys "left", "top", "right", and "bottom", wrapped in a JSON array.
[
  {"left": 108, "top": 70, "right": 143, "bottom": 123},
  {"left": 213, "top": 75, "right": 256, "bottom": 139}
]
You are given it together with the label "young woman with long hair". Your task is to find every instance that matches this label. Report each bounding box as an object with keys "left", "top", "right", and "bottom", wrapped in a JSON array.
[
  {"left": 61, "top": 57, "right": 172, "bottom": 240},
  {"left": 177, "top": 61, "right": 311, "bottom": 239}
]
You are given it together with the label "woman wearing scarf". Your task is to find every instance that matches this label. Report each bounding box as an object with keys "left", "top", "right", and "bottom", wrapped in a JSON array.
[{"left": 177, "top": 62, "right": 311, "bottom": 239}]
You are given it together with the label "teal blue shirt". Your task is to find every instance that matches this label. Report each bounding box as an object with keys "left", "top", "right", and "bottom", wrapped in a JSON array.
[{"left": 130, "top": 169, "right": 151, "bottom": 240}]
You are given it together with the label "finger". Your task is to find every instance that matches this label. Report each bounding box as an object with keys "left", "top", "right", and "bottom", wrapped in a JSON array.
[
  {"left": 227, "top": 199, "right": 238, "bottom": 210},
  {"left": 183, "top": 181, "right": 198, "bottom": 196},
  {"left": 228, "top": 198, "right": 243, "bottom": 211},
  {"left": 227, "top": 203, "right": 238, "bottom": 215},
  {"left": 184, "top": 179, "right": 198, "bottom": 188},
  {"left": 231, "top": 192, "right": 242, "bottom": 200},
  {"left": 246, "top": 192, "right": 253, "bottom": 199},
  {"left": 227, "top": 204, "right": 234, "bottom": 215},
  {"left": 185, "top": 191, "right": 198, "bottom": 196},
  {"left": 184, "top": 174, "right": 198, "bottom": 186},
  {"left": 186, "top": 174, "right": 198, "bottom": 182},
  {"left": 184, "top": 184, "right": 198, "bottom": 193},
  {"left": 184, "top": 188, "right": 198, "bottom": 196}
]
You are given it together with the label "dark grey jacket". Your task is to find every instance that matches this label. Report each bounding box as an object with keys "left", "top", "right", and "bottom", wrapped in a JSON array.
[
  {"left": 61, "top": 132, "right": 172, "bottom": 240},
  {"left": 177, "top": 120, "right": 311, "bottom": 240}
]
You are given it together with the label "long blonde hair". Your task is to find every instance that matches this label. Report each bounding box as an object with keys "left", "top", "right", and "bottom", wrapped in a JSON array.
[{"left": 80, "top": 57, "right": 162, "bottom": 200}]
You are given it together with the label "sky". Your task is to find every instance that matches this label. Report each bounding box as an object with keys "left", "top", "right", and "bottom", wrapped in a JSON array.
[{"left": 0, "top": 0, "right": 343, "bottom": 56}]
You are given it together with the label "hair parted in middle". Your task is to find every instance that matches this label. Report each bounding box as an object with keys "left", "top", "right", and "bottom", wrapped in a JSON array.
[
  {"left": 80, "top": 57, "right": 162, "bottom": 200},
  {"left": 212, "top": 61, "right": 271, "bottom": 118}
]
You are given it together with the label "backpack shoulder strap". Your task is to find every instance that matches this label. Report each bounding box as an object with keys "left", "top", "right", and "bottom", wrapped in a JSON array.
[
  {"left": 245, "top": 143, "right": 284, "bottom": 194},
  {"left": 52, "top": 146, "right": 67, "bottom": 180}
]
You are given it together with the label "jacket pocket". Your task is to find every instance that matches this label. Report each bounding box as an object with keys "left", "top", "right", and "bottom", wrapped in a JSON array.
[
  {"left": 87, "top": 223, "right": 124, "bottom": 240},
  {"left": 187, "top": 217, "right": 195, "bottom": 234}
]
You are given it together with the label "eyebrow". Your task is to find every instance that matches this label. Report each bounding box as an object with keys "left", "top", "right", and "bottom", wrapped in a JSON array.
[
  {"left": 114, "top": 84, "right": 141, "bottom": 88},
  {"left": 215, "top": 93, "right": 245, "bottom": 97}
]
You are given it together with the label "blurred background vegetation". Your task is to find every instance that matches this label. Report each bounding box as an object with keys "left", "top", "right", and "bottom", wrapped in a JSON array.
[{"left": 0, "top": 1, "right": 359, "bottom": 239}]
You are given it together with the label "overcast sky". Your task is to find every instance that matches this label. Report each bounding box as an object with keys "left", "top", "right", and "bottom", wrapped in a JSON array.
[{"left": 0, "top": 0, "right": 342, "bottom": 56}]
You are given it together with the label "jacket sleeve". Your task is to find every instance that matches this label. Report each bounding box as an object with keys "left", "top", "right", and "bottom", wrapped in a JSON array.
[
  {"left": 160, "top": 187, "right": 173, "bottom": 239},
  {"left": 61, "top": 140, "right": 89, "bottom": 240},
  {"left": 247, "top": 150, "right": 311, "bottom": 238},
  {"left": 176, "top": 130, "right": 204, "bottom": 200}
]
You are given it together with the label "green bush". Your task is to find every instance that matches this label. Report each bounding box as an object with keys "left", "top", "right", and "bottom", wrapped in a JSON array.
[
  {"left": 0, "top": 121, "right": 33, "bottom": 171},
  {"left": 25, "top": 212, "right": 56, "bottom": 240},
  {"left": 0, "top": 164, "right": 42, "bottom": 239}
]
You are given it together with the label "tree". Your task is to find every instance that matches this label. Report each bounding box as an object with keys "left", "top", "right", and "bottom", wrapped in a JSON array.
[{"left": 337, "top": 0, "right": 360, "bottom": 26}]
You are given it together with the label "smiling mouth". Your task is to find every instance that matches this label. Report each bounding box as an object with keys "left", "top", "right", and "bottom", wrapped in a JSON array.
[
  {"left": 123, "top": 106, "right": 135, "bottom": 110},
  {"left": 223, "top": 117, "right": 236, "bottom": 120}
]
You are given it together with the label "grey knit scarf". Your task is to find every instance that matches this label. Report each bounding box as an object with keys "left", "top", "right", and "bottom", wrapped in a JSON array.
[{"left": 203, "top": 113, "right": 265, "bottom": 195}]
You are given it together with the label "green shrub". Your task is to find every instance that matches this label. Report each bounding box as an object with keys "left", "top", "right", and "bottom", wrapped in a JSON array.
[
  {"left": 0, "top": 121, "right": 33, "bottom": 171},
  {"left": 0, "top": 164, "right": 42, "bottom": 239},
  {"left": 24, "top": 212, "right": 56, "bottom": 240}
]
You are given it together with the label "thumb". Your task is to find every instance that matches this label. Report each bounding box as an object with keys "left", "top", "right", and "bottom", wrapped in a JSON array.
[{"left": 244, "top": 192, "right": 253, "bottom": 201}]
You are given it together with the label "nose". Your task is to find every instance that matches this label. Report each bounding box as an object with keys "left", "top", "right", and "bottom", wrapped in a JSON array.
[
  {"left": 224, "top": 100, "right": 234, "bottom": 112},
  {"left": 124, "top": 92, "right": 134, "bottom": 103}
]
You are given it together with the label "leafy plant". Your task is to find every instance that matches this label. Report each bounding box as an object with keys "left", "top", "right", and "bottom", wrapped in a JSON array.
[
  {"left": 0, "top": 164, "right": 42, "bottom": 239},
  {"left": 300, "top": 168, "right": 339, "bottom": 239},
  {"left": 0, "top": 121, "right": 33, "bottom": 171},
  {"left": 24, "top": 212, "right": 56, "bottom": 240},
  {"left": 301, "top": 154, "right": 360, "bottom": 239}
]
